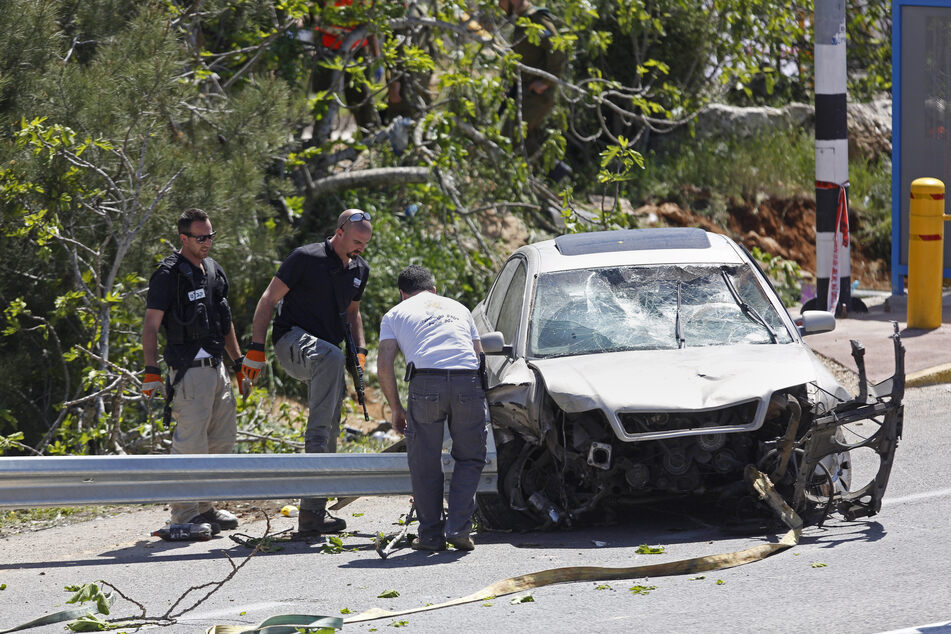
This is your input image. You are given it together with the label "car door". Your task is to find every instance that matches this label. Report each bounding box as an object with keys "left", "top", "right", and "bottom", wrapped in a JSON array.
[
  {"left": 478, "top": 256, "right": 528, "bottom": 382},
  {"left": 475, "top": 256, "right": 522, "bottom": 333}
]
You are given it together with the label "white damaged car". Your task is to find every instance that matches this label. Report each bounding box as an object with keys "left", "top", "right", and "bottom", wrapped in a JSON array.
[{"left": 474, "top": 228, "right": 904, "bottom": 529}]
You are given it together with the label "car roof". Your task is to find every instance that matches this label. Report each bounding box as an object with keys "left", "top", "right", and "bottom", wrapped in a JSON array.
[{"left": 520, "top": 228, "right": 748, "bottom": 273}]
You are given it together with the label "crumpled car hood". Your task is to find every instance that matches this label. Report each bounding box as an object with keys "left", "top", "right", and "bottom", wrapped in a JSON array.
[{"left": 530, "top": 343, "right": 831, "bottom": 414}]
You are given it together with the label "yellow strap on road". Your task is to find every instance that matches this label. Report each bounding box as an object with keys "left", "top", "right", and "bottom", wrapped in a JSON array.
[
  {"left": 345, "top": 467, "right": 801, "bottom": 624},
  {"left": 202, "top": 468, "right": 800, "bottom": 630}
]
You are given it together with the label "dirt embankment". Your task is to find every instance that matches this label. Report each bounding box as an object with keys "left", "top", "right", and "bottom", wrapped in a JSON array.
[{"left": 627, "top": 195, "right": 890, "bottom": 291}]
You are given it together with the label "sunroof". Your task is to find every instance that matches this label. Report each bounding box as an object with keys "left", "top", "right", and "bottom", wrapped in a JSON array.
[{"left": 554, "top": 228, "right": 711, "bottom": 256}]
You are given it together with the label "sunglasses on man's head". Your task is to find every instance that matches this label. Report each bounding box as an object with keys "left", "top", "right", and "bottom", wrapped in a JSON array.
[
  {"left": 339, "top": 211, "right": 372, "bottom": 228},
  {"left": 184, "top": 230, "right": 217, "bottom": 243}
]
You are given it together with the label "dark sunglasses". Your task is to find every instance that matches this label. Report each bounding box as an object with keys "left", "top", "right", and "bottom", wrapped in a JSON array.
[
  {"left": 184, "top": 230, "right": 217, "bottom": 243},
  {"left": 338, "top": 211, "right": 372, "bottom": 228}
]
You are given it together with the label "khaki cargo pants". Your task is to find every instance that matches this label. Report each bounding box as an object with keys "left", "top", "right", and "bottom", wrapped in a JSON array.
[{"left": 168, "top": 362, "right": 237, "bottom": 524}]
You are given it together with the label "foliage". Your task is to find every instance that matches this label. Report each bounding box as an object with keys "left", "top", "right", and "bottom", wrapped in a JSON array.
[
  {"left": 635, "top": 544, "right": 665, "bottom": 554},
  {"left": 848, "top": 155, "right": 892, "bottom": 263},
  {"left": 0, "top": 0, "right": 299, "bottom": 449},
  {"left": 635, "top": 127, "right": 816, "bottom": 207},
  {"left": 0, "top": 0, "right": 894, "bottom": 454},
  {"left": 845, "top": 1, "right": 892, "bottom": 100},
  {"left": 752, "top": 247, "right": 804, "bottom": 307},
  {"left": 65, "top": 583, "right": 113, "bottom": 616},
  {"left": 1, "top": 506, "right": 85, "bottom": 531}
]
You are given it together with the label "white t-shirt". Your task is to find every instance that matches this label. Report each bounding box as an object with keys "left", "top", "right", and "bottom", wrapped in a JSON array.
[{"left": 379, "top": 292, "right": 480, "bottom": 370}]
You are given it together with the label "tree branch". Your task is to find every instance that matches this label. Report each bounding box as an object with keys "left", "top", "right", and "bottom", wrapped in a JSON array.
[{"left": 307, "top": 166, "right": 430, "bottom": 197}]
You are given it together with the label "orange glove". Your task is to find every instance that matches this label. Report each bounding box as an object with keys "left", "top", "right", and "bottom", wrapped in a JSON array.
[
  {"left": 242, "top": 342, "right": 266, "bottom": 382},
  {"left": 356, "top": 347, "right": 367, "bottom": 371},
  {"left": 233, "top": 357, "right": 251, "bottom": 398},
  {"left": 142, "top": 365, "right": 163, "bottom": 398}
]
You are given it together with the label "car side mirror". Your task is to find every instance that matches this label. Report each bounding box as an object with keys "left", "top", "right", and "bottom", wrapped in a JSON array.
[
  {"left": 481, "top": 331, "right": 513, "bottom": 356},
  {"left": 797, "top": 310, "right": 836, "bottom": 336}
]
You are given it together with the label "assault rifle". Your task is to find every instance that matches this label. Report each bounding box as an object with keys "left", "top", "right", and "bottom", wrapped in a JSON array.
[{"left": 342, "top": 314, "right": 370, "bottom": 421}]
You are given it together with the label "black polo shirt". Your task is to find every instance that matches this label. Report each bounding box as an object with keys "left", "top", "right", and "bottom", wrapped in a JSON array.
[{"left": 271, "top": 238, "right": 369, "bottom": 345}]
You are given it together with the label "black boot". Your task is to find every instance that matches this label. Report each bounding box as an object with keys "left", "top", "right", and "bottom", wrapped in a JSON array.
[{"left": 298, "top": 509, "right": 347, "bottom": 535}]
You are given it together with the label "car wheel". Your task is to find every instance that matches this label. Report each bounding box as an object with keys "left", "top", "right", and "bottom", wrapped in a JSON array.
[{"left": 475, "top": 434, "right": 542, "bottom": 531}]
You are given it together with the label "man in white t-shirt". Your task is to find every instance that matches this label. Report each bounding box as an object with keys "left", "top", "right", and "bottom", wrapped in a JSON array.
[{"left": 377, "top": 265, "right": 488, "bottom": 552}]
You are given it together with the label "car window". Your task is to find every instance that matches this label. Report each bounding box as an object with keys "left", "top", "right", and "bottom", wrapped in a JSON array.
[
  {"left": 495, "top": 261, "right": 527, "bottom": 343},
  {"left": 484, "top": 257, "right": 522, "bottom": 327},
  {"left": 529, "top": 263, "right": 793, "bottom": 357}
]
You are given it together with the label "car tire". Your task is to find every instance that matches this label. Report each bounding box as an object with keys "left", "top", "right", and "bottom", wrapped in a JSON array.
[
  {"left": 475, "top": 434, "right": 541, "bottom": 531},
  {"left": 474, "top": 491, "right": 538, "bottom": 532}
]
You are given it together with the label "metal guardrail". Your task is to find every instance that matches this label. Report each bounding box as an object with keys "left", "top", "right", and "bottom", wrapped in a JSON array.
[{"left": 0, "top": 435, "right": 498, "bottom": 508}]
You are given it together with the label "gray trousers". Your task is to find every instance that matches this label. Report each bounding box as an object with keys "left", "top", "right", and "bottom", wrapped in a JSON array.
[
  {"left": 169, "top": 363, "right": 237, "bottom": 524},
  {"left": 274, "top": 326, "right": 345, "bottom": 512},
  {"left": 405, "top": 372, "right": 488, "bottom": 542}
]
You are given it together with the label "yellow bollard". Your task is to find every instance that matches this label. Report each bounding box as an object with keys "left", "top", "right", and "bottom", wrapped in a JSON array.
[{"left": 907, "top": 177, "right": 951, "bottom": 329}]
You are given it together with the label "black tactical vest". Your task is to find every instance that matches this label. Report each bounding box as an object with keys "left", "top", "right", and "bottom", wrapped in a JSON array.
[{"left": 156, "top": 254, "right": 231, "bottom": 367}]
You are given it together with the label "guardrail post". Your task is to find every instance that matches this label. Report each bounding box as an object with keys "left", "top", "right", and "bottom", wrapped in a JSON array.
[{"left": 908, "top": 177, "right": 951, "bottom": 329}]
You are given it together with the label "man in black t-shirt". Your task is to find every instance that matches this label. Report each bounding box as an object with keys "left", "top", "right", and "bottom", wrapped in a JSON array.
[
  {"left": 244, "top": 209, "right": 371, "bottom": 535},
  {"left": 142, "top": 208, "right": 246, "bottom": 536}
]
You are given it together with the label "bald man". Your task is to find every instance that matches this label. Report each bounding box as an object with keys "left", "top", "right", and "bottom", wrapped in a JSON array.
[{"left": 245, "top": 209, "right": 372, "bottom": 535}]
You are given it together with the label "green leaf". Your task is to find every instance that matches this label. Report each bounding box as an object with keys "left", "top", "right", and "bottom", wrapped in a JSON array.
[
  {"left": 377, "top": 590, "right": 400, "bottom": 599},
  {"left": 629, "top": 585, "right": 657, "bottom": 595},
  {"left": 811, "top": 562, "right": 828, "bottom": 568},
  {"left": 635, "top": 544, "right": 665, "bottom": 554},
  {"left": 510, "top": 594, "right": 534, "bottom": 604},
  {"left": 67, "top": 613, "right": 123, "bottom": 631},
  {"left": 66, "top": 583, "right": 110, "bottom": 615},
  {"left": 321, "top": 535, "right": 345, "bottom": 554},
  {"left": 340, "top": 608, "right": 352, "bottom": 614}
]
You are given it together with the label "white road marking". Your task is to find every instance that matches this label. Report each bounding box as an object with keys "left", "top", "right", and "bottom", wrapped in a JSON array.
[
  {"left": 882, "top": 487, "right": 951, "bottom": 506},
  {"left": 876, "top": 621, "right": 951, "bottom": 634}
]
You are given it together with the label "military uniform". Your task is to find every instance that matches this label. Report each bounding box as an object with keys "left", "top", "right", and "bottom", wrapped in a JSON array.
[{"left": 504, "top": 2, "right": 567, "bottom": 158}]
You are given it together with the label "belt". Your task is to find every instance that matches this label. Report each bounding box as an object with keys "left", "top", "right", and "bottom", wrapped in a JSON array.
[
  {"left": 189, "top": 357, "right": 221, "bottom": 368},
  {"left": 413, "top": 368, "right": 479, "bottom": 377}
]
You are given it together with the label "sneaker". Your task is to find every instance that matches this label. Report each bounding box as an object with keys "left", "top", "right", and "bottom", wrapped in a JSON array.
[
  {"left": 154, "top": 521, "right": 213, "bottom": 541},
  {"left": 446, "top": 534, "right": 475, "bottom": 551},
  {"left": 189, "top": 515, "right": 221, "bottom": 535},
  {"left": 199, "top": 508, "right": 239, "bottom": 530},
  {"left": 298, "top": 509, "right": 347, "bottom": 535},
  {"left": 411, "top": 537, "right": 446, "bottom": 552}
]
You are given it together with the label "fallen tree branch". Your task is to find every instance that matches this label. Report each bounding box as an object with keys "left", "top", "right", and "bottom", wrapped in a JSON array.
[{"left": 307, "top": 166, "right": 431, "bottom": 198}]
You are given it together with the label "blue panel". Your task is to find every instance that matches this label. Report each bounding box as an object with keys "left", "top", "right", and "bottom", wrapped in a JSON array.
[{"left": 892, "top": 0, "right": 951, "bottom": 295}]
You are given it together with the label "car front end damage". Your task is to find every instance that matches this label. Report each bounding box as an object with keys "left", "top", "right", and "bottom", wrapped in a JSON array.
[{"left": 477, "top": 326, "right": 904, "bottom": 530}]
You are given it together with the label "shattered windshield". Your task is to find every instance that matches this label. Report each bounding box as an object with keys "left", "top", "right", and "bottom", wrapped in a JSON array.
[{"left": 529, "top": 264, "right": 793, "bottom": 358}]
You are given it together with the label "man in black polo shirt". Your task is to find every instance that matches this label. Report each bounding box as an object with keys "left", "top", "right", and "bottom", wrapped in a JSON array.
[
  {"left": 142, "top": 208, "right": 245, "bottom": 536},
  {"left": 244, "top": 209, "right": 371, "bottom": 535}
]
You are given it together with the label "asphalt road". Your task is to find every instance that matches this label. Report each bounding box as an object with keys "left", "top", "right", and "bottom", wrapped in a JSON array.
[{"left": 2, "top": 384, "right": 951, "bottom": 634}]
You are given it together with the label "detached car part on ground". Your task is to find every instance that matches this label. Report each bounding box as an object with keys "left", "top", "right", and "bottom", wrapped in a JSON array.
[{"left": 472, "top": 228, "right": 904, "bottom": 530}]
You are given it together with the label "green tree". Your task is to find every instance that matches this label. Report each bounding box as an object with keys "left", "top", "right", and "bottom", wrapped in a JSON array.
[{"left": 0, "top": 1, "right": 301, "bottom": 450}]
